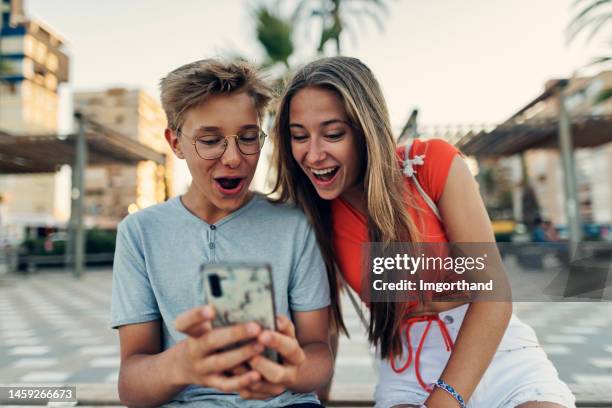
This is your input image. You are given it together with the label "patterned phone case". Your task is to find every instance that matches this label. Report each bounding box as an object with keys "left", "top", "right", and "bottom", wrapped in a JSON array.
[{"left": 201, "top": 263, "right": 279, "bottom": 362}]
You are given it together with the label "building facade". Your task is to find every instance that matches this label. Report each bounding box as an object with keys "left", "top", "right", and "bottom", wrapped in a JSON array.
[
  {"left": 73, "top": 88, "right": 173, "bottom": 227},
  {"left": 523, "top": 71, "right": 612, "bottom": 227},
  {"left": 1, "top": 1, "right": 172, "bottom": 237},
  {"left": 0, "top": 0, "right": 70, "bottom": 240}
]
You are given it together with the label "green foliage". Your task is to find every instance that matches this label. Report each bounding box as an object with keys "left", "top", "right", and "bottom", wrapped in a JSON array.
[
  {"left": 20, "top": 229, "right": 117, "bottom": 256},
  {"left": 567, "top": 0, "right": 612, "bottom": 72},
  {"left": 85, "top": 229, "right": 117, "bottom": 253},
  {"left": 567, "top": 0, "right": 612, "bottom": 44},
  {"left": 295, "top": 0, "right": 389, "bottom": 55},
  {"left": 478, "top": 160, "right": 515, "bottom": 221},
  {"left": 255, "top": 6, "right": 294, "bottom": 68},
  {"left": 318, "top": 20, "right": 342, "bottom": 53},
  {"left": 595, "top": 87, "right": 612, "bottom": 103}
]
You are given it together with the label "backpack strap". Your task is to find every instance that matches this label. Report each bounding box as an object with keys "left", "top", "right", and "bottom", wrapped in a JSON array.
[
  {"left": 339, "top": 140, "right": 444, "bottom": 333},
  {"left": 403, "top": 140, "right": 442, "bottom": 222}
]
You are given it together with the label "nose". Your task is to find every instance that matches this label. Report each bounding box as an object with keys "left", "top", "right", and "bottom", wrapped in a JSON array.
[
  {"left": 305, "top": 137, "right": 326, "bottom": 164},
  {"left": 219, "top": 137, "right": 241, "bottom": 168}
]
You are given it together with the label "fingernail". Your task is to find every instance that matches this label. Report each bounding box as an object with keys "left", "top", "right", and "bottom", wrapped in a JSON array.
[
  {"left": 260, "top": 332, "right": 271, "bottom": 344},
  {"left": 253, "top": 343, "right": 264, "bottom": 353},
  {"left": 201, "top": 307, "right": 213, "bottom": 318},
  {"left": 247, "top": 323, "right": 259, "bottom": 335}
]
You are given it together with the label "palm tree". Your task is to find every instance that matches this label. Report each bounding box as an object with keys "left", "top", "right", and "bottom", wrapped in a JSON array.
[
  {"left": 254, "top": 5, "right": 295, "bottom": 69},
  {"left": 567, "top": 0, "right": 612, "bottom": 45},
  {"left": 294, "top": 0, "right": 389, "bottom": 55},
  {"left": 567, "top": 0, "right": 612, "bottom": 101}
]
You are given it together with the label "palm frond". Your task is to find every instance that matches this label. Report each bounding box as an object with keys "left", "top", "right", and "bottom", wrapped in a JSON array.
[
  {"left": 594, "top": 87, "right": 612, "bottom": 103},
  {"left": 296, "top": 0, "right": 391, "bottom": 56},
  {"left": 318, "top": 22, "right": 342, "bottom": 52},
  {"left": 570, "top": 0, "right": 611, "bottom": 25},
  {"left": 588, "top": 55, "right": 612, "bottom": 65},
  {"left": 254, "top": 6, "right": 294, "bottom": 68},
  {"left": 567, "top": 0, "right": 612, "bottom": 43},
  {"left": 566, "top": 11, "right": 612, "bottom": 42}
]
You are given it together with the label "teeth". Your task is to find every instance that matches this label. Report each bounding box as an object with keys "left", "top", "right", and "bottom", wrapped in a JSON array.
[{"left": 311, "top": 167, "right": 337, "bottom": 175}]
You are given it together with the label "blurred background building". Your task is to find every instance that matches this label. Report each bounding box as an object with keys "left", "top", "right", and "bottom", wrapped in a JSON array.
[
  {"left": 457, "top": 70, "right": 612, "bottom": 241},
  {"left": 0, "top": 0, "right": 70, "bottom": 240},
  {"left": 0, "top": 0, "right": 172, "bottom": 242},
  {"left": 523, "top": 71, "right": 612, "bottom": 227},
  {"left": 74, "top": 88, "right": 172, "bottom": 228}
]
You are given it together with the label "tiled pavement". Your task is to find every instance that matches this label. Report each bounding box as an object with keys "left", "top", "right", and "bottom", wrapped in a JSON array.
[{"left": 1, "top": 269, "right": 612, "bottom": 390}]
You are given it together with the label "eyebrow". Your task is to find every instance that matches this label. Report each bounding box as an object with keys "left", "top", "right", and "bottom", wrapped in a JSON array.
[
  {"left": 289, "top": 119, "right": 348, "bottom": 129},
  {"left": 195, "top": 124, "right": 259, "bottom": 132}
]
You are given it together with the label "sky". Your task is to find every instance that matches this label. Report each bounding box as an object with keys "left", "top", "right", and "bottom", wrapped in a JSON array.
[{"left": 25, "top": 0, "right": 608, "bottom": 192}]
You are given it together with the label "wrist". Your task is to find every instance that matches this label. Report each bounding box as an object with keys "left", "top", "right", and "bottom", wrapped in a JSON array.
[
  {"left": 290, "top": 342, "right": 331, "bottom": 392},
  {"left": 170, "top": 340, "right": 193, "bottom": 387},
  {"left": 431, "top": 379, "right": 466, "bottom": 408}
]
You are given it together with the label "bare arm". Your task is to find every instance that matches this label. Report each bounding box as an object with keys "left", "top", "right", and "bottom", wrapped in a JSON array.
[
  {"left": 117, "top": 321, "right": 186, "bottom": 408},
  {"left": 425, "top": 156, "right": 512, "bottom": 407},
  {"left": 290, "top": 307, "right": 334, "bottom": 391}
]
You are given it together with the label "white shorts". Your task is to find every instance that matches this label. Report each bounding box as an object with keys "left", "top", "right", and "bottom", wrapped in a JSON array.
[{"left": 375, "top": 304, "right": 576, "bottom": 408}]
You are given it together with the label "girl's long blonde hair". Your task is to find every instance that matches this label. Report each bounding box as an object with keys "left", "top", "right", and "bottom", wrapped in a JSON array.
[{"left": 271, "top": 56, "right": 422, "bottom": 358}]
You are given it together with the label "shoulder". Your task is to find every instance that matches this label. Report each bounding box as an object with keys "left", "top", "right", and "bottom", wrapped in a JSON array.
[
  {"left": 249, "top": 195, "right": 316, "bottom": 245},
  {"left": 396, "top": 138, "right": 460, "bottom": 167},
  {"left": 118, "top": 199, "right": 178, "bottom": 235},
  {"left": 400, "top": 138, "right": 462, "bottom": 202},
  {"left": 410, "top": 138, "right": 459, "bottom": 159},
  {"left": 251, "top": 194, "right": 310, "bottom": 224}
]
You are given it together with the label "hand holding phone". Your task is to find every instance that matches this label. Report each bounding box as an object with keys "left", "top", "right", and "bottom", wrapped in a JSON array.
[
  {"left": 173, "top": 305, "right": 264, "bottom": 391},
  {"left": 237, "top": 315, "right": 307, "bottom": 400}
]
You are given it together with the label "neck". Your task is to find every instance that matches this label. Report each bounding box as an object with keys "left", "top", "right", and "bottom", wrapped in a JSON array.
[
  {"left": 341, "top": 186, "right": 366, "bottom": 214},
  {"left": 181, "top": 185, "right": 252, "bottom": 225}
]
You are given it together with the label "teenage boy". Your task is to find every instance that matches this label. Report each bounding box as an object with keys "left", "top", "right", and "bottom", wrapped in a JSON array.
[{"left": 111, "top": 59, "right": 332, "bottom": 407}]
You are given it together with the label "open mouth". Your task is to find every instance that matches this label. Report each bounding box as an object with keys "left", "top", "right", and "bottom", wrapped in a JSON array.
[
  {"left": 310, "top": 166, "right": 339, "bottom": 182},
  {"left": 214, "top": 177, "right": 245, "bottom": 194}
]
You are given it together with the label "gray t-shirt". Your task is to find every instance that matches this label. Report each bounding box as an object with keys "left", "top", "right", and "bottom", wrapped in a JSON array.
[{"left": 110, "top": 194, "right": 330, "bottom": 407}]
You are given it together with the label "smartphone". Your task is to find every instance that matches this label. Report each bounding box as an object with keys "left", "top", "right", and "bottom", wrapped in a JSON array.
[{"left": 201, "top": 262, "right": 279, "bottom": 362}]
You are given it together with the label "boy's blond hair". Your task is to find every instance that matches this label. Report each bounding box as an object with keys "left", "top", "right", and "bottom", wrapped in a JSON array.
[{"left": 160, "top": 59, "right": 272, "bottom": 130}]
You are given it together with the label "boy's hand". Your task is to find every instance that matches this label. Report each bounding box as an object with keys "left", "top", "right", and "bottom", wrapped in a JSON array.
[
  {"left": 174, "top": 306, "right": 264, "bottom": 392},
  {"left": 238, "top": 315, "right": 306, "bottom": 400}
]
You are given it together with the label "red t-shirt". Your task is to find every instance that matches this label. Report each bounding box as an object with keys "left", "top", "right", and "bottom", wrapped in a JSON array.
[{"left": 331, "top": 138, "right": 460, "bottom": 295}]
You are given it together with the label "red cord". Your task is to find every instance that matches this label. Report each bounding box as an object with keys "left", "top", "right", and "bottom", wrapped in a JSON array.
[{"left": 390, "top": 315, "right": 454, "bottom": 391}]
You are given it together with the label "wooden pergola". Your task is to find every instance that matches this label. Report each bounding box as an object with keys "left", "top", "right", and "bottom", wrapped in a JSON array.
[
  {"left": 0, "top": 113, "right": 167, "bottom": 277},
  {"left": 0, "top": 121, "right": 165, "bottom": 173},
  {"left": 458, "top": 114, "right": 612, "bottom": 157},
  {"left": 456, "top": 79, "right": 612, "bottom": 244}
]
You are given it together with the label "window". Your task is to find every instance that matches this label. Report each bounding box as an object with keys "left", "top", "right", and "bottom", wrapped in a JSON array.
[{"left": 46, "top": 53, "right": 58, "bottom": 71}]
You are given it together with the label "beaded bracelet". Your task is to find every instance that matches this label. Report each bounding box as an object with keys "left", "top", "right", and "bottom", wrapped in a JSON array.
[{"left": 434, "top": 379, "right": 467, "bottom": 408}]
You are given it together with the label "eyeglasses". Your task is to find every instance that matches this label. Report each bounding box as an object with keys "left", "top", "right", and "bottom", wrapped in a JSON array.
[{"left": 177, "top": 128, "right": 267, "bottom": 160}]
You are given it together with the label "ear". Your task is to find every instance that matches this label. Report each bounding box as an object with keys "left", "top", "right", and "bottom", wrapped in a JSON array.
[{"left": 165, "top": 128, "right": 185, "bottom": 159}]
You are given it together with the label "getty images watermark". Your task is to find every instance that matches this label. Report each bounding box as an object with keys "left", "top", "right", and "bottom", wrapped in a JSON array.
[
  {"left": 371, "top": 252, "right": 492, "bottom": 292},
  {"left": 360, "top": 242, "right": 612, "bottom": 303}
]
